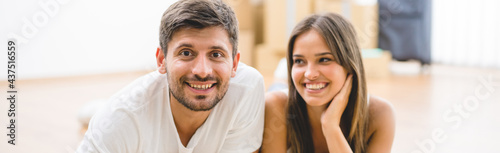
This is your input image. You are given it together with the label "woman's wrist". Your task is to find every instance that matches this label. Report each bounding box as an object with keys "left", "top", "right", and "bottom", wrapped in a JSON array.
[
  {"left": 321, "top": 123, "right": 342, "bottom": 136},
  {"left": 321, "top": 119, "right": 341, "bottom": 131},
  {"left": 320, "top": 113, "right": 342, "bottom": 128}
]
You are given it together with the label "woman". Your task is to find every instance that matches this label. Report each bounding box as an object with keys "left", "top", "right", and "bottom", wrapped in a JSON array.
[{"left": 262, "top": 13, "right": 395, "bottom": 153}]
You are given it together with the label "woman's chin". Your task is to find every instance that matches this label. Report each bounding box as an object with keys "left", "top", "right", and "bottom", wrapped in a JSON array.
[{"left": 304, "top": 97, "right": 332, "bottom": 107}]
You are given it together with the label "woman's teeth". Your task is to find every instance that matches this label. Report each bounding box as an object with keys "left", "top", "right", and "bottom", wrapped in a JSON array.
[{"left": 306, "top": 83, "right": 326, "bottom": 90}]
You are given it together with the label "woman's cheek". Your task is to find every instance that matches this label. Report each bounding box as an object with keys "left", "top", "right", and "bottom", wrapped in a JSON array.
[{"left": 291, "top": 68, "right": 303, "bottom": 88}]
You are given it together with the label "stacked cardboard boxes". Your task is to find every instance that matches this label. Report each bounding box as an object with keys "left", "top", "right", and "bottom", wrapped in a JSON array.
[
  {"left": 224, "top": 0, "right": 258, "bottom": 66},
  {"left": 362, "top": 49, "right": 391, "bottom": 78},
  {"left": 314, "top": 0, "right": 379, "bottom": 49},
  {"left": 255, "top": 0, "right": 381, "bottom": 78},
  {"left": 227, "top": 0, "right": 387, "bottom": 78},
  {"left": 313, "top": 0, "right": 388, "bottom": 78}
]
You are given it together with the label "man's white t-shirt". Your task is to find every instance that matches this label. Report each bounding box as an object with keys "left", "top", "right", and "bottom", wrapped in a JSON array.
[{"left": 76, "top": 63, "right": 265, "bottom": 153}]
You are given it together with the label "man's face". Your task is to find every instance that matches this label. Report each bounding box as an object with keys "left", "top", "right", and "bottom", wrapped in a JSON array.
[{"left": 165, "top": 26, "right": 238, "bottom": 111}]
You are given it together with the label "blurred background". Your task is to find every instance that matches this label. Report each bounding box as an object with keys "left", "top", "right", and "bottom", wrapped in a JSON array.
[{"left": 1, "top": 0, "right": 499, "bottom": 152}]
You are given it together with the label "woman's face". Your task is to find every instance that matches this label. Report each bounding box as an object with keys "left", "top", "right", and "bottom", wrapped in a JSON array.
[{"left": 291, "top": 29, "right": 348, "bottom": 107}]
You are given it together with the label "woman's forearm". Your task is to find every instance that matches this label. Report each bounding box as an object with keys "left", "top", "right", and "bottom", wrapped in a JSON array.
[{"left": 323, "top": 125, "right": 353, "bottom": 153}]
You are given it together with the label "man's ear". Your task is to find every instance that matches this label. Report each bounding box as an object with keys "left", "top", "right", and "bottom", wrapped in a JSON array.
[
  {"left": 156, "top": 47, "right": 166, "bottom": 74},
  {"left": 231, "top": 51, "right": 240, "bottom": 78},
  {"left": 156, "top": 47, "right": 164, "bottom": 67}
]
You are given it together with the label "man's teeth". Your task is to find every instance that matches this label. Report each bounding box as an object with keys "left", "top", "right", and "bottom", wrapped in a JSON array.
[
  {"left": 189, "top": 83, "right": 213, "bottom": 90},
  {"left": 306, "top": 83, "right": 326, "bottom": 90}
]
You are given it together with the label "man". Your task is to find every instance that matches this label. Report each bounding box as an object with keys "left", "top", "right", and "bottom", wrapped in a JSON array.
[{"left": 76, "top": 0, "right": 265, "bottom": 152}]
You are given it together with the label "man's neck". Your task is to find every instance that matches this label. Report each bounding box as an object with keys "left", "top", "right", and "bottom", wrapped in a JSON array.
[{"left": 170, "top": 95, "right": 212, "bottom": 147}]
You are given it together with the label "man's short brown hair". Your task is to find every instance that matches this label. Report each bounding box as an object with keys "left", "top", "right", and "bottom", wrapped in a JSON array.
[{"left": 159, "top": 0, "right": 238, "bottom": 58}]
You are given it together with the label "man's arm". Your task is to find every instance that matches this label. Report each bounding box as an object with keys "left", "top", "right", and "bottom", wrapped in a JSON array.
[{"left": 76, "top": 107, "right": 140, "bottom": 153}]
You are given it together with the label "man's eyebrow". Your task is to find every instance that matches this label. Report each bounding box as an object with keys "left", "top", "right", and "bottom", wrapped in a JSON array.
[
  {"left": 210, "top": 46, "right": 229, "bottom": 54},
  {"left": 175, "top": 44, "right": 229, "bottom": 54},
  {"left": 175, "top": 43, "right": 193, "bottom": 50}
]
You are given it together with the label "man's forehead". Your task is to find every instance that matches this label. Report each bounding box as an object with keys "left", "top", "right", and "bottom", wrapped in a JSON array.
[
  {"left": 167, "top": 27, "right": 232, "bottom": 52},
  {"left": 171, "top": 26, "right": 229, "bottom": 39}
]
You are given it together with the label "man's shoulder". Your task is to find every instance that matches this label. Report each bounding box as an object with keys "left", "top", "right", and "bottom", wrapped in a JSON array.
[
  {"left": 107, "top": 71, "right": 167, "bottom": 110},
  {"left": 232, "top": 62, "right": 264, "bottom": 85},
  {"left": 78, "top": 71, "right": 169, "bottom": 153},
  {"left": 228, "top": 63, "right": 265, "bottom": 98},
  {"left": 92, "top": 71, "right": 167, "bottom": 122},
  {"left": 219, "top": 62, "right": 265, "bottom": 116}
]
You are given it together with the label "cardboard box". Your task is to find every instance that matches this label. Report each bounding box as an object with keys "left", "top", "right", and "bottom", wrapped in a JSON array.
[
  {"left": 255, "top": 44, "right": 286, "bottom": 77},
  {"left": 253, "top": 2, "right": 264, "bottom": 44},
  {"left": 263, "top": 0, "right": 288, "bottom": 50},
  {"left": 362, "top": 49, "right": 391, "bottom": 78},
  {"left": 261, "top": 0, "right": 318, "bottom": 50},
  {"left": 224, "top": 0, "right": 260, "bottom": 67},
  {"left": 313, "top": 0, "right": 379, "bottom": 49},
  {"left": 225, "top": 0, "right": 255, "bottom": 31},
  {"left": 238, "top": 30, "right": 255, "bottom": 66},
  {"left": 295, "top": 0, "right": 315, "bottom": 23},
  {"left": 314, "top": 0, "right": 344, "bottom": 15},
  {"left": 351, "top": 2, "right": 378, "bottom": 49}
]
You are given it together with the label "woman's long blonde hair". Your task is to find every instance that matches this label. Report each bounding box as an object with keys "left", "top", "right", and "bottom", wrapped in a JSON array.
[{"left": 286, "top": 13, "right": 368, "bottom": 153}]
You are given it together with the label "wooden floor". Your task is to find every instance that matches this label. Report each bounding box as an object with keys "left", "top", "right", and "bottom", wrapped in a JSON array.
[
  {"left": 1, "top": 64, "right": 499, "bottom": 153},
  {"left": 366, "top": 65, "right": 500, "bottom": 153}
]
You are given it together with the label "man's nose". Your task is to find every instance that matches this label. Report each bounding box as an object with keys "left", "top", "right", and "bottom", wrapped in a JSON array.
[{"left": 192, "top": 56, "right": 212, "bottom": 78}]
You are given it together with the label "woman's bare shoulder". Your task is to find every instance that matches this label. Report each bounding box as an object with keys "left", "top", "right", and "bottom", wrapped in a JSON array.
[
  {"left": 367, "top": 95, "right": 396, "bottom": 134},
  {"left": 365, "top": 95, "right": 396, "bottom": 152},
  {"left": 262, "top": 90, "right": 289, "bottom": 152},
  {"left": 368, "top": 96, "right": 395, "bottom": 119},
  {"left": 265, "top": 90, "right": 289, "bottom": 110}
]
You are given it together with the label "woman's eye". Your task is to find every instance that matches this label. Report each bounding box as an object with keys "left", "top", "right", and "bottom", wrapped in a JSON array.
[
  {"left": 294, "top": 59, "right": 304, "bottom": 64},
  {"left": 319, "top": 58, "right": 332, "bottom": 63}
]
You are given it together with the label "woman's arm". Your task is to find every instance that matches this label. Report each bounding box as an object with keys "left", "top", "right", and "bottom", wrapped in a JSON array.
[
  {"left": 321, "top": 75, "right": 354, "bottom": 153},
  {"left": 322, "top": 126, "right": 353, "bottom": 153},
  {"left": 261, "top": 91, "right": 288, "bottom": 153}
]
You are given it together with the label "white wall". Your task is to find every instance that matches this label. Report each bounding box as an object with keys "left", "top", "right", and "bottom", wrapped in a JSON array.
[
  {"left": 0, "top": 0, "right": 178, "bottom": 80},
  {"left": 432, "top": 0, "right": 500, "bottom": 68}
]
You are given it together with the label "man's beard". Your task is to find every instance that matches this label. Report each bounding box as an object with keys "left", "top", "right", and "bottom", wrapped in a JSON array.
[{"left": 168, "top": 73, "right": 230, "bottom": 111}]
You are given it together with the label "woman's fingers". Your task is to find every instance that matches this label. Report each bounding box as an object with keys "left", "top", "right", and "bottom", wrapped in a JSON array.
[
  {"left": 332, "top": 74, "right": 353, "bottom": 104},
  {"left": 322, "top": 74, "right": 353, "bottom": 125}
]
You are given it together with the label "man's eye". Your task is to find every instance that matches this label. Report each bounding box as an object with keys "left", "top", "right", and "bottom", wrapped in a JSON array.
[
  {"left": 212, "top": 52, "right": 223, "bottom": 58},
  {"left": 181, "top": 51, "right": 192, "bottom": 56}
]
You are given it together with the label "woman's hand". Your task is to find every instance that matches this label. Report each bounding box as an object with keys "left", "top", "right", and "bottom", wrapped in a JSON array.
[{"left": 321, "top": 74, "right": 353, "bottom": 128}]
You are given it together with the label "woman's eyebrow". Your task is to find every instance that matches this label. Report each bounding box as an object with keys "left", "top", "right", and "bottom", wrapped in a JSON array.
[{"left": 315, "top": 52, "right": 333, "bottom": 56}]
